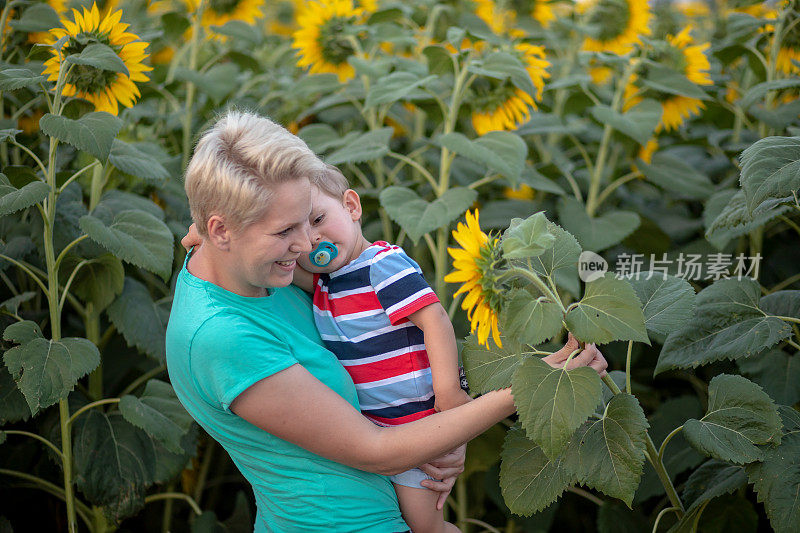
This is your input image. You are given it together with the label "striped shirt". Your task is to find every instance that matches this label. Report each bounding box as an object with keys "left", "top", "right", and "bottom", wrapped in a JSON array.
[{"left": 312, "top": 242, "right": 440, "bottom": 426}]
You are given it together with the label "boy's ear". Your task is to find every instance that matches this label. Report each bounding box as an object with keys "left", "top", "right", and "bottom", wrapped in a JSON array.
[
  {"left": 206, "top": 215, "right": 232, "bottom": 251},
  {"left": 343, "top": 189, "right": 362, "bottom": 221}
]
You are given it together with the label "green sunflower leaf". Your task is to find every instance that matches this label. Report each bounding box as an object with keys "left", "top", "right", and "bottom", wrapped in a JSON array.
[
  {"left": 512, "top": 355, "right": 603, "bottom": 459},
  {"left": 624, "top": 273, "right": 696, "bottom": 337},
  {"left": 120, "top": 380, "right": 193, "bottom": 454},
  {"left": 0, "top": 365, "right": 31, "bottom": 424},
  {"left": 109, "top": 139, "right": 170, "bottom": 184},
  {"left": 746, "top": 432, "right": 800, "bottom": 533},
  {"left": 79, "top": 210, "right": 174, "bottom": 280},
  {"left": 0, "top": 68, "right": 47, "bottom": 91},
  {"left": 439, "top": 131, "right": 527, "bottom": 181},
  {"left": 739, "top": 79, "right": 800, "bottom": 109},
  {"left": 502, "top": 212, "right": 555, "bottom": 260},
  {"left": 638, "top": 61, "right": 712, "bottom": 100},
  {"left": 65, "top": 43, "right": 129, "bottom": 75},
  {"left": 365, "top": 72, "right": 436, "bottom": 107},
  {"left": 683, "top": 374, "right": 782, "bottom": 464},
  {"left": 738, "top": 348, "right": 800, "bottom": 406},
  {"left": 461, "top": 335, "right": 522, "bottom": 394},
  {"left": 40, "top": 112, "right": 123, "bottom": 161},
  {"left": 589, "top": 99, "right": 662, "bottom": 146},
  {"left": 2, "top": 325, "right": 99, "bottom": 415},
  {"left": 107, "top": 278, "right": 169, "bottom": 363},
  {"left": 0, "top": 181, "right": 50, "bottom": 217},
  {"left": 564, "top": 273, "right": 650, "bottom": 344},
  {"left": 59, "top": 253, "right": 124, "bottom": 312},
  {"left": 73, "top": 411, "right": 156, "bottom": 520},
  {"left": 682, "top": 460, "right": 747, "bottom": 511},
  {"left": 379, "top": 186, "right": 477, "bottom": 243},
  {"left": 655, "top": 278, "right": 792, "bottom": 374},
  {"left": 557, "top": 197, "right": 640, "bottom": 252},
  {"left": 501, "top": 289, "right": 563, "bottom": 347},
  {"left": 500, "top": 425, "right": 575, "bottom": 516},
  {"left": 739, "top": 136, "right": 800, "bottom": 215},
  {"left": 8, "top": 3, "right": 60, "bottom": 32},
  {"left": 562, "top": 394, "right": 649, "bottom": 507},
  {"left": 638, "top": 152, "right": 716, "bottom": 200},
  {"left": 326, "top": 128, "right": 393, "bottom": 165}
]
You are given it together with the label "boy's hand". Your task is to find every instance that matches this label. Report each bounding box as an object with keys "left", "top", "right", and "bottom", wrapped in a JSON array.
[
  {"left": 181, "top": 223, "right": 202, "bottom": 252},
  {"left": 419, "top": 444, "right": 466, "bottom": 510}
]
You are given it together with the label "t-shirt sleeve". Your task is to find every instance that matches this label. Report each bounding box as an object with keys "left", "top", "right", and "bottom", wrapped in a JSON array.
[
  {"left": 369, "top": 247, "right": 439, "bottom": 324},
  {"left": 189, "top": 313, "right": 298, "bottom": 412}
]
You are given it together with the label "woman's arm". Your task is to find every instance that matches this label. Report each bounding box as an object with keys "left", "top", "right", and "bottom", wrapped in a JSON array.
[{"left": 230, "top": 339, "right": 605, "bottom": 476}]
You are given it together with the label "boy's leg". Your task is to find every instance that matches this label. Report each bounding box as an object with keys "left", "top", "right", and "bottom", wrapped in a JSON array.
[{"left": 393, "top": 483, "right": 460, "bottom": 533}]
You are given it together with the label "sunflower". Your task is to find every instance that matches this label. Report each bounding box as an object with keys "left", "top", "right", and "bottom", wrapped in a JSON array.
[
  {"left": 624, "top": 26, "right": 711, "bottom": 132},
  {"left": 471, "top": 42, "right": 550, "bottom": 135},
  {"left": 504, "top": 184, "right": 536, "bottom": 200},
  {"left": 579, "top": 0, "right": 651, "bottom": 56},
  {"left": 445, "top": 210, "right": 504, "bottom": 348},
  {"left": 678, "top": 0, "right": 709, "bottom": 18},
  {"left": 183, "top": 0, "right": 264, "bottom": 35},
  {"left": 475, "top": 0, "right": 517, "bottom": 35},
  {"left": 293, "top": 0, "right": 367, "bottom": 82},
  {"left": 43, "top": 4, "right": 151, "bottom": 115},
  {"left": 531, "top": 0, "right": 556, "bottom": 27},
  {"left": 775, "top": 20, "right": 800, "bottom": 75}
]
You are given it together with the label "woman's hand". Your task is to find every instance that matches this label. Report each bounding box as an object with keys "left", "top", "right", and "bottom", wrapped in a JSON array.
[
  {"left": 418, "top": 445, "right": 466, "bottom": 510},
  {"left": 181, "top": 223, "right": 202, "bottom": 252},
  {"left": 543, "top": 332, "right": 608, "bottom": 376}
]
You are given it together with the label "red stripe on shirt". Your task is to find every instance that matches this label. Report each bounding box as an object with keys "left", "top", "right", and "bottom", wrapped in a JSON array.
[
  {"left": 387, "top": 292, "right": 440, "bottom": 324},
  {"left": 368, "top": 408, "right": 437, "bottom": 426},
  {"left": 314, "top": 290, "right": 383, "bottom": 316},
  {"left": 346, "top": 349, "right": 430, "bottom": 384}
]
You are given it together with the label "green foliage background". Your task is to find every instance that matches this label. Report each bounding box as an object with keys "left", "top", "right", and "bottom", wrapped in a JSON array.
[{"left": 0, "top": 0, "right": 799, "bottom": 531}]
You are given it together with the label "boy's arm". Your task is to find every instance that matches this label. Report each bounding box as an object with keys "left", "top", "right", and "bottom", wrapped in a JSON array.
[
  {"left": 408, "top": 303, "right": 472, "bottom": 411},
  {"left": 292, "top": 265, "right": 314, "bottom": 293}
]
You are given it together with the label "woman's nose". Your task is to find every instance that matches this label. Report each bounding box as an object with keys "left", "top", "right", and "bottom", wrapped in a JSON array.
[{"left": 291, "top": 224, "right": 313, "bottom": 253}]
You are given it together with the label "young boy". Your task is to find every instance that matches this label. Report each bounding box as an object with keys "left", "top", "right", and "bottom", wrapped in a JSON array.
[
  {"left": 292, "top": 165, "right": 470, "bottom": 533},
  {"left": 182, "top": 165, "right": 469, "bottom": 532}
]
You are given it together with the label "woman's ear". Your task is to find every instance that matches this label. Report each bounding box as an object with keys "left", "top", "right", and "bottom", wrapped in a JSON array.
[
  {"left": 343, "top": 189, "right": 363, "bottom": 222},
  {"left": 206, "top": 215, "right": 231, "bottom": 250}
]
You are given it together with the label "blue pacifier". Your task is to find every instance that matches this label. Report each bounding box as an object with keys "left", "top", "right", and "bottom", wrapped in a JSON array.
[{"left": 309, "top": 241, "right": 339, "bottom": 267}]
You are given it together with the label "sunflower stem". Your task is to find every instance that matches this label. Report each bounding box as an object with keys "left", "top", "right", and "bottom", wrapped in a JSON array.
[
  {"left": 601, "top": 374, "right": 685, "bottom": 516},
  {"left": 503, "top": 267, "right": 566, "bottom": 314},
  {"left": 624, "top": 340, "right": 633, "bottom": 394},
  {"left": 182, "top": 0, "right": 206, "bottom": 169},
  {"left": 585, "top": 59, "right": 638, "bottom": 217}
]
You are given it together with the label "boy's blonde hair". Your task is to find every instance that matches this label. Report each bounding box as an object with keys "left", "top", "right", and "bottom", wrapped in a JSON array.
[
  {"left": 185, "top": 109, "right": 326, "bottom": 236},
  {"left": 314, "top": 163, "right": 350, "bottom": 199}
]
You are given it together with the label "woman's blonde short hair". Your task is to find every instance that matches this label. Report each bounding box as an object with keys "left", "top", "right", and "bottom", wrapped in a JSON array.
[{"left": 185, "top": 109, "right": 326, "bottom": 236}]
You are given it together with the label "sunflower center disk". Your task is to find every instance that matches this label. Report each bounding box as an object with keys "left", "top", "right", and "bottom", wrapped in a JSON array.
[
  {"left": 472, "top": 79, "right": 518, "bottom": 112},
  {"left": 209, "top": 0, "right": 240, "bottom": 15},
  {"left": 475, "top": 241, "right": 505, "bottom": 313},
  {"left": 318, "top": 17, "right": 356, "bottom": 65},
  {"left": 589, "top": 0, "right": 631, "bottom": 42},
  {"left": 64, "top": 33, "right": 120, "bottom": 93}
]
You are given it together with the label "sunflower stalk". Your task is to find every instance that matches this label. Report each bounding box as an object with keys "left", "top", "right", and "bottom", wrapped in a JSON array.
[
  {"left": 601, "top": 375, "right": 685, "bottom": 516},
  {"left": 183, "top": 0, "right": 207, "bottom": 169},
  {"left": 585, "top": 59, "right": 637, "bottom": 217}
]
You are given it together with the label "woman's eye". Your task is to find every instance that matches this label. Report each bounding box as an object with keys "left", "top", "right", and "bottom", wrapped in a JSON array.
[{"left": 277, "top": 228, "right": 292, "bottom": 237}]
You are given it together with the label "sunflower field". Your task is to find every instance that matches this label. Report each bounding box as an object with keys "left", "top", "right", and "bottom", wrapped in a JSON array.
[{"left": 1, "top": 0, "right": 799, "bottom": 530}]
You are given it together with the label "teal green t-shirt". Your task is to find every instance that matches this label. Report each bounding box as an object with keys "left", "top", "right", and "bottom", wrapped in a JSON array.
[{"left": 166, "top": 255, "right": 407, "bottom": 532}]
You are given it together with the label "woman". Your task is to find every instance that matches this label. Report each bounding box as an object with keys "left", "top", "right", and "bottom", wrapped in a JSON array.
[{"left": 166, "top": 109, "right": 607, "bottom": 532}]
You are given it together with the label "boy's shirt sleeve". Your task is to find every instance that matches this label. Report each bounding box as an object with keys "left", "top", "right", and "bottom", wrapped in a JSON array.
[{"left": 369, "top": 246, "right": 439, "bottom": 325}]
